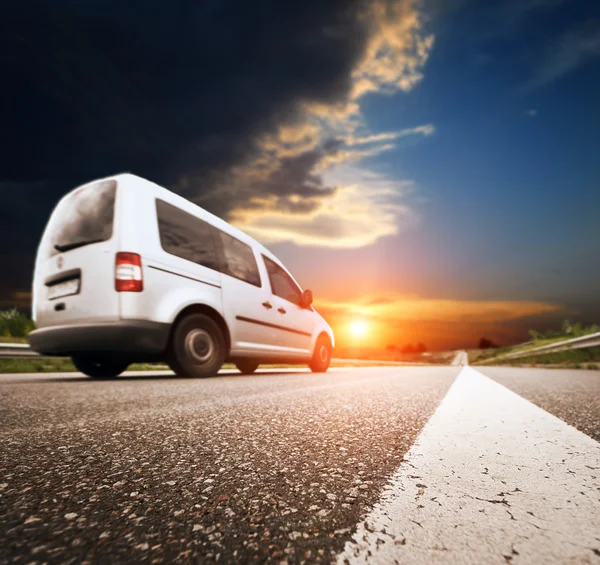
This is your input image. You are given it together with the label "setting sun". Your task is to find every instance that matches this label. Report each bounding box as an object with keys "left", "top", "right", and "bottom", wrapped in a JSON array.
[{"left": 349, "top": 320, "right": 369, "bottom": 339}]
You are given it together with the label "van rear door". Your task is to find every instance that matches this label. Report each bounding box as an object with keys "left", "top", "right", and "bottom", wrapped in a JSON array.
[{"left": 33, "top": 179, "right": 121, "bottom": 328}]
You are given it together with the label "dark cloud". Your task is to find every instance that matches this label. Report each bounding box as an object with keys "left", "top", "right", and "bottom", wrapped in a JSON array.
[
  {"left": 0, "top": 181, "right": 58, "bottom": 308},
  {"left": 195, "top": 139, "right": 345, "bottom": 216},
  {"left": 2, "top": 0, "right": 371, "bottom": 183},
  {"left": 0, "top": 0, "right": 391, "bottom": 302}
]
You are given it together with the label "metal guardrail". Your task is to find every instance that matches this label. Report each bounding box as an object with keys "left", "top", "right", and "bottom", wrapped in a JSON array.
[
  {"left": 5, "top": 336, "right": 596, "bottom": 365},
  {"left": 480, "top": 331, "right": 600, "bottom": 364},
  {"left": 0, "top": 343, "right": 419, "bottom": 364},
  {"left": 0, "top": 342, "right": 44, "bottom": 359}
]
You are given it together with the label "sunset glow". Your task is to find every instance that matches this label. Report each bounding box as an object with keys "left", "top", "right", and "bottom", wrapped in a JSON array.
[
  {"left": 1, "top": 0, "right": 598, "bottom": 353},
  {"left": 314, "top": 294, "right": 562, "bottom": 351},
  {"left": 349, "top": 320, "right": 369, "bottom": 339}
]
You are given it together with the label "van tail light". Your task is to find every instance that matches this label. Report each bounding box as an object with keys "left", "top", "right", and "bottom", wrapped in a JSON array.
[{"left": 115, "top": 252, "right": 143, "bottom": 292}]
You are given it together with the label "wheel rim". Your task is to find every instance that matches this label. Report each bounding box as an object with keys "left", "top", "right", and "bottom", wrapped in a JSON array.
[
  {"left": 185, "top": 329, "right": 214, "bottom": 363},
  {"left": 319, "top": 344, "right": 329, "bottom": 363}
]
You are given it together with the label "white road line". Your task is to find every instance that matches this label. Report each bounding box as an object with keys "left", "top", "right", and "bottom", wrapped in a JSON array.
[
  {"left": 338, "top": 366, "right": 600, "bottom": 564},
  {"left": 451, "top": 350, "right": 468, "bottom": 366}
]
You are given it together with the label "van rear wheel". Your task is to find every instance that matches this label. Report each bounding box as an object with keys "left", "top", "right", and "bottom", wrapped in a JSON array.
[
  {"left": 71, "top": 356, "right": 129, "bottom": 379},
  {"left": 168, "top": 313, "right": 226, "bottom": 378},
  {"left": 235, "top": 361, "right": 259, "bottom": 374}
]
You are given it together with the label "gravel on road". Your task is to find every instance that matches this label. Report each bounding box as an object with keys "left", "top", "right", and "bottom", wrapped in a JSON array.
[{"left": 0, "top": 366, "right": 458, "bottom": 564}]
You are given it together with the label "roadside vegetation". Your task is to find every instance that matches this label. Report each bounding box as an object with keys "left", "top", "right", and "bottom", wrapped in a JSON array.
[
  {"left": 0, "top": 308, "right": 35, "bottom": 340},
  {"left": 494, "top": 347, "right": 600, "bottom": 370},
  {"left": 0, "top": 309, "right": 452, "bottom": 373},
  {"left": 471, "top": 319, "right": 600, "bottom": 367},
  {"left": 0, "top": 335, "right": 28, "bottom": 343},
  {"left": 0, "top": 358, "right": 426, "bottom": 374},
  {"left": 528, "top": 320, "right": 600, "bottom": 341},
  {"left": 0, "top": 359, "right": 173, "bottom": 373},
  {"left": 471, "top": 344, "right": 516, "bottom": 364}
]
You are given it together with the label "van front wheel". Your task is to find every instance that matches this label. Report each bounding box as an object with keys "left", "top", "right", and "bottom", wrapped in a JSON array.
[
  {"left": 72, "top": 356, "right": 129, "bottom": 379},
  {"left": 169, "top": 314, "right": 226, "bottom": 378},
  {"left": 309, "top": 335, "right": 332, "bottom": 373}
]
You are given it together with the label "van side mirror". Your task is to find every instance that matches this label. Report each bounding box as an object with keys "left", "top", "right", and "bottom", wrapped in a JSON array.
[{"left": 301, "top": 289, "right": 313, "bottom": 308}]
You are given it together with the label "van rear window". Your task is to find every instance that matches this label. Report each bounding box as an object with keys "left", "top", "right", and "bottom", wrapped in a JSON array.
[{"left": 43, "top": 180, "right": 117, "bottom": 258}]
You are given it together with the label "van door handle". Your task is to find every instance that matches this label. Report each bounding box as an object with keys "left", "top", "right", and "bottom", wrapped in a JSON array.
[
  {"left": 262, "top": 301, "right": 273, "bottom": 309},
  {"left": 277, "top": 307, "right": 286, "bottom": 314}
]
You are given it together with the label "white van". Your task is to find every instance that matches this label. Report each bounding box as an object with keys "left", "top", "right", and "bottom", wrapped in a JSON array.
[{"left": 28, "top": 174, "right": 335, "bottom": 378}]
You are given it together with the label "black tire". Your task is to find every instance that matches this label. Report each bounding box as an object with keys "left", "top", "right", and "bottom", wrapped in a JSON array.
[
  {"left": 168, "top": 313, "right": 226, "bottom": 378},
  {"left": 235, "top": 360, "right": 259, "bottom": 374},
  {"left": 309, "top": 335, "right": 332, "bottom": 373},
  {"left": 71, "top": 356, "right": 129, "bottom": 379}
]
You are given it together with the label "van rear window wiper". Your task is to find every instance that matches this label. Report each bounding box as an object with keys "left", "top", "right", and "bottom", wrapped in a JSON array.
[{"left": 53, "top": 239, "right": 105, "bottom": 252}]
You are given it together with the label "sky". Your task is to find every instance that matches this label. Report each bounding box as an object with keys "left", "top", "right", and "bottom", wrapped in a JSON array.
[{"left": 1, "top": 0, "right": 599, "bottom": 350}]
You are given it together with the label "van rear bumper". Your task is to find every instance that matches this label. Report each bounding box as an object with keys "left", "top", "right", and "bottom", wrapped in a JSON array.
[{"left": 28, "top": 321, "right": 170, "bottom": 356}]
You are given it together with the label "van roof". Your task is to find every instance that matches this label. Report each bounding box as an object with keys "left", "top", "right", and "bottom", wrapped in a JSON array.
[{"left": 86, "top": 173, "right": 282, "bottom": 265}]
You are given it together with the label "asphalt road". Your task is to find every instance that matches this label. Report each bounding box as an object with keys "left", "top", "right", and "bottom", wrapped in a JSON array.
[
  {"left": 1, "top": 365, "right": 599, "bottom": 564},
  {"left": 478, "top": 366, "right": 600, "bottom": 442},
  {"left": 0, "top": 366, "right": 457, "bottom": 564}
]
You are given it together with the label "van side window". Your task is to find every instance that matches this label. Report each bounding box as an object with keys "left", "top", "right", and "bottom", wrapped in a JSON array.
[
  {"left": 156, "top": 200, "right": 220, "bottom": 271},
  {"left": 263, "top": 256, "right": 302, "bottom": 306},
  {"left": 219, "top": 232, "right": 261, "bottom": 287}
]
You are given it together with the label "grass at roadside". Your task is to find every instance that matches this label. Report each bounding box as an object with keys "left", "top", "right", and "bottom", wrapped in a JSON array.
[
  {"left": 467, "top": 348, "right": 507, "bottom": 364},
  {"left": 0, "top": 358, "right": 77, "bottom": 373},
  {"left": 488, "top": 346, "right": 600, "bottom": 369},
  {"left": 510, "top": 335, "right": 585, "bottom": 352},
  {"left": 0, "top": 309, "right": 35, "bottom": 338},
  {"left": 0, "top": 358, "right": 173, "bottom": 373},
  {"left": 0, "top": 358, "right": 422, "bottom": 374},
  {"left": 472, "top": 337, "right": 600, "bottom": 366},
  {"left": 471, "top": 320, "right": 600, "bottom": 366},
  {"left": 469, "top": 346, "right": 514, "bottom": 364},
  {"left": 0, "top": 336, "right": 28, "bottom": 344}
]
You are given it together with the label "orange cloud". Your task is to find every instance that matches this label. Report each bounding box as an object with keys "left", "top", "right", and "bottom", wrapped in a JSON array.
[
  {"left": 350, "top": 1, "right": 434, "bottom": 99},
  {"left": 317, "top": 293, "right": 561, "bottom": 323},
  {"left": 315, "top": 293, "right": 563, "bottom": 349},
  {"left": 195, "top": 0, "right": 436, "bottom": 250},
  {"left": 231, "top": 166, "right": 417, "bottom": 247},
  {"left": 315, "top": 143, "right": 397, "bottom": 170},
  {"left": 345, "top": 124, "right": 435, "bottom": 145},
  {"left": 260, "top": 121, "right": 323, "bottom": 159}
]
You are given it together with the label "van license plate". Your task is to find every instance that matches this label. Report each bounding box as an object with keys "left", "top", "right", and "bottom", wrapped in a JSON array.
[{"left": 48, "top": 278, "right": 80, "bottom": 300}]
